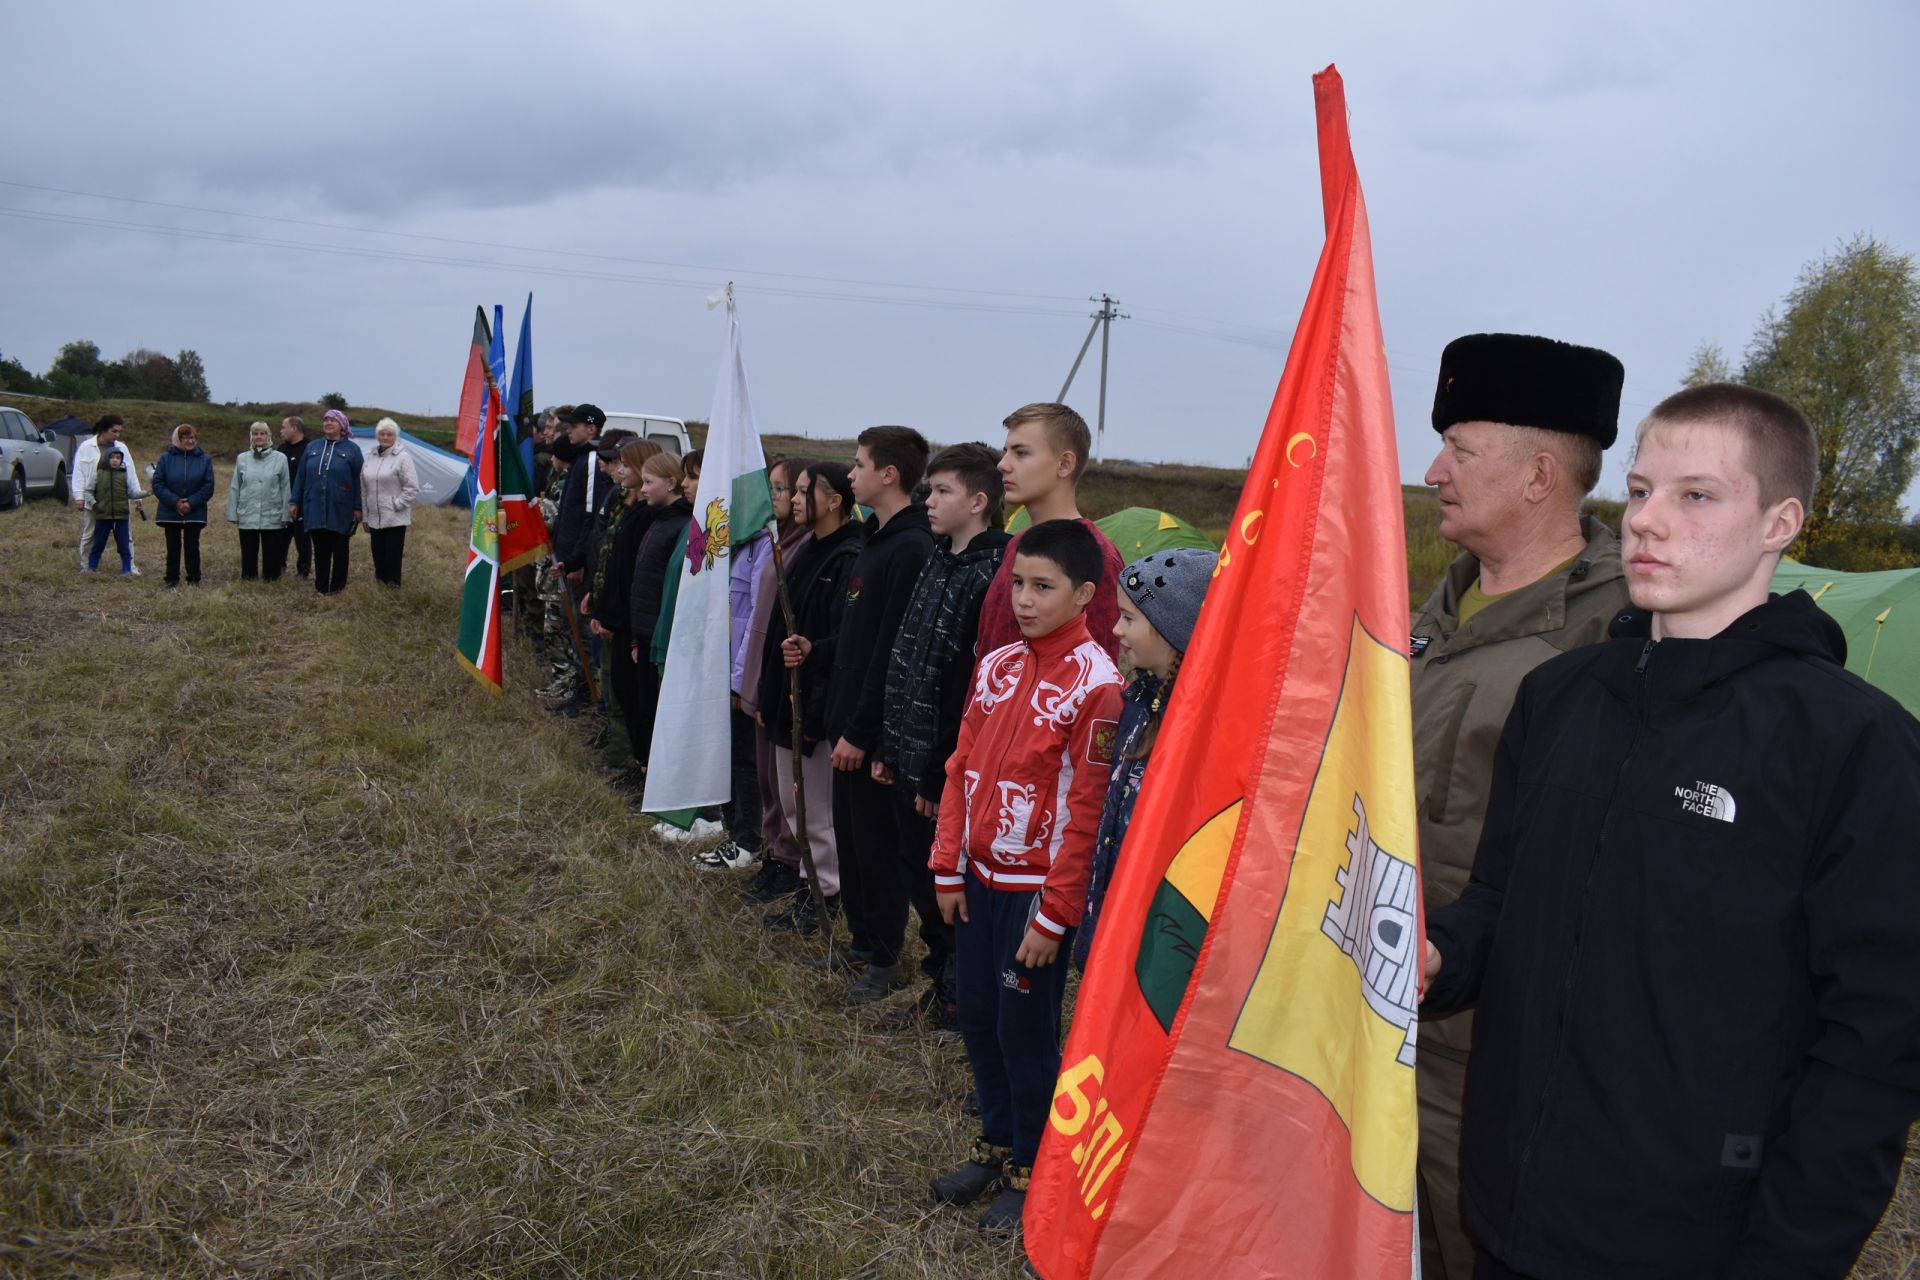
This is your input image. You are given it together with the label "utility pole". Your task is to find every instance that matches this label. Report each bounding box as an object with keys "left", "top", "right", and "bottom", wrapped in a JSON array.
[{"left": 1057, "top": 293, "right": 1127, "bottom": 464}]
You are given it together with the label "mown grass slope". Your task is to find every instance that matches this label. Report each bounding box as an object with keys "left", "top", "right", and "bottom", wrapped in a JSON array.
[
  {"left": 0, "top": 430, "right": 1023, "bottom": 1277},
  {"left": 3, "top": 413, "right": 1912, "bottom": 1279}
]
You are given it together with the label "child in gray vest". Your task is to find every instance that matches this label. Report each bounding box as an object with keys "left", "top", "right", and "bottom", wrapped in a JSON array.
[{"left": 85, "top": 450, "right": 145, "bottom": 574}]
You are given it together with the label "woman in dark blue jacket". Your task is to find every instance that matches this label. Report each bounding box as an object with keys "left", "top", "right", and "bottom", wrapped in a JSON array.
[
  {"left": 290, "top": 409, "right": 364, "bottom": 595},
  {"left": 150, "top": 423, "right": 216, "bottom": 586}
]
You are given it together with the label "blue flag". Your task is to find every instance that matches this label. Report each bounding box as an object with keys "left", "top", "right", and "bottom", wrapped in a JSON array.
[{"left": 506, "top": 294, "right": 535, "bottom": 475}]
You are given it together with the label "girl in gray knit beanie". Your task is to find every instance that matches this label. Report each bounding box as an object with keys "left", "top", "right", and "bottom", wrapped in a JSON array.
[{"left": 1074, "top": 545, "right": 1218, "bottom": 970}]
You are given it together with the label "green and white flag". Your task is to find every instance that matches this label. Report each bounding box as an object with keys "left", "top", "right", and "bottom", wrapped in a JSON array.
[{"left": 643, "top": 286, "right": 775, "bottom": 814}]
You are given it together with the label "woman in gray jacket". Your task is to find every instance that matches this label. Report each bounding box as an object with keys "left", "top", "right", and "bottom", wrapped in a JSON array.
[
  {"left": 359, "top": 417, "right": 422, "bottom": 586},
  {"left": 227, "top": 421, "right": 292, "bottom": 580}
]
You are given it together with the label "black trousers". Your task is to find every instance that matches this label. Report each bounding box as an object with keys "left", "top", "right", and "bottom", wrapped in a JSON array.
[
  {"left": 161, "top": 523, "right": 202, "bottom": 584},
  {"left": 290, "top": 518, "right": 312, "bottom": 577},
  {"left": 310, "top": 529, "right": 350, "bottom": 594},
  {"left": 239, "top": 528, "right": 292, "bottom": 581},
  {"left": 838, "top": 764, "right": 950, "bottom": 970},
  {"left": 368, "top": 525, "right": 407, "bottom": 585},
  {"left": 606, "top": 629, "right": 645, "bottom": 759},
  {"left": 722, "top": 706, "right": 764, "bottom": 852},
  {"left": 955, "top": 875, "right": 1072, "bottom": 1167}
]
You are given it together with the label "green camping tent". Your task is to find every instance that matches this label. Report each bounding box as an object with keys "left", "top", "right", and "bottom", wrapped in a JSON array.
[
  {"left": 1772, "top": 560, "right": 1920, "bottom": 717},
  {"left": 1005, "top": 505, "right": 1216, "bottom": 558}
]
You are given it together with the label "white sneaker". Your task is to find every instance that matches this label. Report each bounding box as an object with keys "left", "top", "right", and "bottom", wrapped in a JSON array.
[
  {"left": 653, "top": 817, "right": 724, "bottom": 844},
  {"left": 694, "top": 841, "right": 761, "bottom": 872}
]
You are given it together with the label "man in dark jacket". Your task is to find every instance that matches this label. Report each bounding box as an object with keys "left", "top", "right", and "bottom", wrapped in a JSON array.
[
  {"left": 1423, "top": 383, "right": 1920, "bottom": 1279},
  {"left": 278, "top": 415, "right": 312, "bottom": 578},
  {"left": 823, "top": 427, "right": 936, "bottom": 1002},
  {"left": 548, "top": 404, "right": 612, "bottom": 580},
  {"left": 1411, "top": 333, "right": 1632, "bottom": 1277}
]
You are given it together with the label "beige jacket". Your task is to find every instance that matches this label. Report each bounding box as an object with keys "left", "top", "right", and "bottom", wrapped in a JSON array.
[
  {"left": 359, "top": 443, "right": 421, "bottom": 530},
  {"left": 1412, "top": 515, "right": 1628, "bottom": 1053}
]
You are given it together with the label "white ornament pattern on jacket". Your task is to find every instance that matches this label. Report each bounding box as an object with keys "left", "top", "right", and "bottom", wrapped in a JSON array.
[
  {"left": 973, "top": 646, "right": 1026, "bottom": 716},
  {"left": 992, "top": 779, "right": 1053, "bottom": 857},
  {"left": 1031, "top": 645, "right": 1110, "bottom": 730}
]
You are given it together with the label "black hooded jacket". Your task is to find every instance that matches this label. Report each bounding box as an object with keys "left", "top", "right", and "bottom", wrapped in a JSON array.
[
  {"left": 823, "top": 503, "right": 934, "bottom": 751},
  {"left": 628, "top": 497, "right": 692, "bottom": 643},
  {"left": 758, "top": 519, "right": 865, "bottom": 754},
  {"left": 1426, "top": 590, "right": 1920, "bottom": 1279},
  {"left": 584, "top": 498, "right": 656, "bottom": 635}
]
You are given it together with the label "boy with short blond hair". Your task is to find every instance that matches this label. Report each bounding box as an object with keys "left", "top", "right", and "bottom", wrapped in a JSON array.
[
  {"left": 972, "top": 402, "right": 1124, "bottom": 660},
  {"left": 928, "top": 518, "right": 1125, "bottom": 1232},
  {"left": 1423, "top": 383, "right": 1920, "bottom": 1277}
]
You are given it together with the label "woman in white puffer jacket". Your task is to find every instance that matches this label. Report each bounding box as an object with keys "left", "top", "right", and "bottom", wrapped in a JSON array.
[{"left": 359, "top": 417, "right": 422, "bottom": 586}]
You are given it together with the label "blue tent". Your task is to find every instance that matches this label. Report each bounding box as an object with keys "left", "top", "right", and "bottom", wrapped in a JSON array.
[{"left": 348, "top": 424, "right": 472, "bottom": 507}]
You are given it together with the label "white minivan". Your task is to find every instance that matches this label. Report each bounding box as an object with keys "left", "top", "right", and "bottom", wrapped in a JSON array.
[{"left": 605, "top": 413, "right": 691, "bottom": 456}]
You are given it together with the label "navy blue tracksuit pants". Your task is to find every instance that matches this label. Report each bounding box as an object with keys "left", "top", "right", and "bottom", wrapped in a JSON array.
[{"left": 955, "top": 874, "right": 1073, "bottom": 1167}]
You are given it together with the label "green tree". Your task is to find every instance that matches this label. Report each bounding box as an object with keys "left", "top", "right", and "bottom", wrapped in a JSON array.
[
  {"left": 320, "top": 392, "right": 348, "bottom": 411},
  {"left": 118, "top": 349, "right": 180, "bottom": 401},
  {"left": 49, "top": 339, "right": 107, "bottom": 388},
  {"left": 0, "top": 355, "right": 48, "bottom": 395},
  {"left": 174, "top": 349, "right": 211, "bottom": 402},
  {"left": 1681, "top": 342, "right": 1735, "bottom": 388},
  {"left": 1738, "top": 236, "right": 1920, "bottom": 560}
]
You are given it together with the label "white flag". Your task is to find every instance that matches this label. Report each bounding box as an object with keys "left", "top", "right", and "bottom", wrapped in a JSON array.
[{"left": 643, "top": 289, "right": 776, "bottom": 814}]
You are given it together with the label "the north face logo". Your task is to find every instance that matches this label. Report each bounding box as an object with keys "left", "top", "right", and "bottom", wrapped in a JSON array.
[{"left": 1675, "top": 780, "right": 1737, "bottom": 823}]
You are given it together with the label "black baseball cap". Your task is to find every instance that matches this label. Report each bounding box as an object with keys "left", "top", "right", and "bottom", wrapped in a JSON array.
[
  {"left": 563, "top": 403, "right": 607, "bottom": 429},
  {"left": 593, "top": 426, "right": 639, "bottom": 459}
]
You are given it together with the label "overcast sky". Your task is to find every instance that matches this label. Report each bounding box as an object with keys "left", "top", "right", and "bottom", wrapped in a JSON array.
[{"left": 6, "top": 0, "right": 1917, "bottom": 504}]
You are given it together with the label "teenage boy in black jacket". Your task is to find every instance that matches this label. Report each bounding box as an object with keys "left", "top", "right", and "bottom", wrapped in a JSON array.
[
  {"left": 821, "top": 426, "right": 936, "bottom": 1001},
  {"left": 873, "top": 443, "right": 1011, "bottom": 1021},
  {"left": 1423, "top": 384, "right": 1920, "bottom": 1280}
]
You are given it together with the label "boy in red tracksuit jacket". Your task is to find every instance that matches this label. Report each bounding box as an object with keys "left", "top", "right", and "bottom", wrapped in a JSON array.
[{"left": 927, "top": 519, "right": 1124, "bottom": 1234}]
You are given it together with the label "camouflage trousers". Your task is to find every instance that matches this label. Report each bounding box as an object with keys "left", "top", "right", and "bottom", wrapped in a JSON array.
[{"left": 535, "top": 558, "right": 585, "bottom": 700}]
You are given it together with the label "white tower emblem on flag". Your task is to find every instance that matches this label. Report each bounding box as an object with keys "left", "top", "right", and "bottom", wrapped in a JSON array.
[{"left": 1321, "top": 794, "right": 1419, "bottom": 1066}]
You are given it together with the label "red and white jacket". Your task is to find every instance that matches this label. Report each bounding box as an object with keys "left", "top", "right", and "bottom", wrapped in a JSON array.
[{"left": 929, "top": 615, "right": 1125, "bottom": 941}]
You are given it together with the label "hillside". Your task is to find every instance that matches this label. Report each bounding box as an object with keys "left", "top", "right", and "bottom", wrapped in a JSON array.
[{"left": 0, "top": 395, "right": 1634, "bottom": 606}]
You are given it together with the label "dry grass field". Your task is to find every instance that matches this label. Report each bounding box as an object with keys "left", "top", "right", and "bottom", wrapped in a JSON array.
[{"left": 1, "top": 408, "right": 1913, "bottom": 1277}]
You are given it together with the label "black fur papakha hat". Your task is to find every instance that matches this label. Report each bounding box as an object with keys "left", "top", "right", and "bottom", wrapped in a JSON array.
[{"left": 1431, "top": 333, "right": 1625, "bottom": 448}]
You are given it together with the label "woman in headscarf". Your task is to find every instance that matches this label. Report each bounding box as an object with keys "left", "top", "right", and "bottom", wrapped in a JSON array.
[
  {"left": 150, "top": 423, "right": 215, "bottom": 587},
  {"left": 289, "top": 408, "right": 364, "bottom": 595},
  {"left": 226, "top": 421, "right": 292, "bottom": 581},
  {"left": 359, "top": 417, "right": 422, "bottom": 586}
]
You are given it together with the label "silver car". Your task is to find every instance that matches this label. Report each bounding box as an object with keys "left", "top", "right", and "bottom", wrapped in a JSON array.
[{"left": 0, "top": 404, "right": 68, "bottom": 509}]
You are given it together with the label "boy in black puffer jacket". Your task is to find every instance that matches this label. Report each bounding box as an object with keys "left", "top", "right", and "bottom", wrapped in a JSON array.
[{"left": 874, "top": 442, "right": 1010, "bottom": 1022}]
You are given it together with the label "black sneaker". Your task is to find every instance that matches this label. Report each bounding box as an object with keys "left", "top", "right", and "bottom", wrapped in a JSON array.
[
  {"left": 808, "top": 941, "right": 874, "bottom": 973},
  {"left": 931, "top": 1138, "right": 1010, "bottom": 1206},
  {"left": 978, "top": 1164, "right": 1030, "bottom": 1233},
  {"left": 741, "top": 860, "right": 802, "bottom": 904},
  {"left": 765, "top": 888, "right": 839, "bottom": 935},
  {"left": 847, "top": 962, "right": 910, "bottom": 1004},
  {"left": 915, "top": 980, "right": 960, "bottom": 1032}
]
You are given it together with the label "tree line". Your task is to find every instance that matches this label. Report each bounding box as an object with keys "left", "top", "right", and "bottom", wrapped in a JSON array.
[
  {"left": 1685, "top": 234, "right": 1919, "bottom": 570},
  {"left": 0, "top": 340, "right": 212, "bottom": 404}
]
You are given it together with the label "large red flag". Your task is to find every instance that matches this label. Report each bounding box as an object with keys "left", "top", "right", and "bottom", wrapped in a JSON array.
[
  {"left": 454, "top": 306, "right": 491, "bottom": 459},
  {"left": 1025, "top": 66, "right": 1419, "bottom": 1279}
]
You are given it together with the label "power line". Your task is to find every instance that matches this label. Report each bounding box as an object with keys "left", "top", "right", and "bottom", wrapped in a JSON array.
[
  {"left": 0, "top": 178, "right": 1090, "bottom": 306},
  {"left": 0, "top": 206, "right": 1090, "bottom": 320}
]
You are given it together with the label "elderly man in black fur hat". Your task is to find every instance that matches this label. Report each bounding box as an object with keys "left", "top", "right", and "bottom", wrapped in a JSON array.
[{"left": 1410, "top": 333, "right": 1630, "bottom": 1279}]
